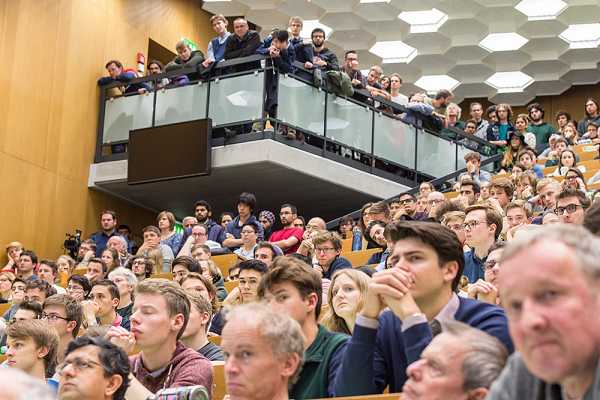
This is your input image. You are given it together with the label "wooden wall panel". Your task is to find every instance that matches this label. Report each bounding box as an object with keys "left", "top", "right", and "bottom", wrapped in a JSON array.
[{"left": 0, "top": 0, "right": 214, "bottom": 262}]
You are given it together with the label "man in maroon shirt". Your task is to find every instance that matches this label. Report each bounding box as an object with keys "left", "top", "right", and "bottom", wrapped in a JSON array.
[
  {"left": 269, "top": 204, "right": 304, "bottom": 254},
  {"left": 106, "top": 279, "right": 213, "bottom": 399}
]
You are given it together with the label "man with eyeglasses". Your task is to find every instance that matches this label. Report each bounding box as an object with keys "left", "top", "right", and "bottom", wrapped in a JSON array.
[
  {"left": 463, "top": 204, "right": 503, "bottom": 283},
  {"left": 269, "top": 204, "right": 304, "bottom": 255},
  {"left": 43, "top": 294, "right": 82, "bottom": 364},
  {"left": 58, "top": 336, "right": 130, "bottom": 400},
  {"left": 426, "top": 192, "right": 446, "bottom": 220},
  {"left": 311, "top": 231, "right": 351, "bottom": 280},
  {"left": 177, "top": 224, "right": 221, "bottom": 258},
  {"left": 467, "top": 242, "right": 504, "bottom": 305},
  {"left": 555, "top": 188, "right": 591, "bottom": 225},
  {"left": 393, "top": 194, "right": 426, "bottom": 221}
]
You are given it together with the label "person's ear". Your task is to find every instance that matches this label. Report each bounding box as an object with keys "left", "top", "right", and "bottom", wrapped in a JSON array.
[
  {"left": 112, "top": 297, "right": 120, "bottom": 309},
  {"left": 466, "top": 387, "right": 488, "bottom": 400},
  {"left": 305, "top": 292, "right": 319, "bottom": 317},
  {"left": 442, "top": 261, "right": 459, "bottom": 285},
  {"left": 172, "top": 313, "right": 186, "bottom": 334},
  {"left": 36, "top": 346, "right": 49, "bottom": 360},
  {"left": 105, "top": 374, "right": 124, "bottom": 397},
  {"left": 200, "top": 311, "right": 211, "bottom": 327},
  {"left": 66, "top": 320, "right": 77, "bottom": 334},
  {"left": 281, "top": 353, "right": 301, "bottom": 379}
]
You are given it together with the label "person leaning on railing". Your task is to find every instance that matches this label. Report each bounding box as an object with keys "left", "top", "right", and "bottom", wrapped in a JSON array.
[
  {"left": 97, "top": 60, "right": 149, "bottom": 98},
  {"left": 165, "top": 40, "right": 206, "bottom": 84}
]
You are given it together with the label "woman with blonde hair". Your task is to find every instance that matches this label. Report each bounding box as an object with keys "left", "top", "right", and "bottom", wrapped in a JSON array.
[
  {"left": 157, "top": 210, "right": 184, "bottom": 255},
  {"left": 321, "top": 269, "right": 371, "bottom": 334},
  {"left": 0, "top": 271, "right": 15, "bottom": 302}
]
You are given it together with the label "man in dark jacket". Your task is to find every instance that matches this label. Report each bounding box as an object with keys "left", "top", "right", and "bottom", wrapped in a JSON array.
[
  {"left": 297, "top": 28, "right": 339, "bottom": 72},
  {"left": 223, "top": 192, "right": 265, "bottom": 250},
  {"left": 224, "top": 17, "right": 261, "bottom": 72},
  {"left": 256, "top": 29, "right": 295, "bottom": 119},
  {"left": 193, "top": 200, "right": 225, "bottom": 244},
  {"left": 312, "top": 231, "right": 351, "bottom": 280},
  {"left": 334, "top": 221, "right": 513, "bottom": 396},
  {"left": 165, "top": 39, "right": 205, "bottom": 81}
]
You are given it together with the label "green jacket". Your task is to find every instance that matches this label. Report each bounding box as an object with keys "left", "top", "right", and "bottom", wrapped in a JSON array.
[
  {"left": 527, "top": 123, "right": 555, "bottom": 153},
  {"left": 290, "top": 325, "right": 348, "bottom": 399}
]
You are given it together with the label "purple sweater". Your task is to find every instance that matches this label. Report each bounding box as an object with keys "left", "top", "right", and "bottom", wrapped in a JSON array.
[{"left": 130, "top": 342, "right": 213, "bottom": 396}]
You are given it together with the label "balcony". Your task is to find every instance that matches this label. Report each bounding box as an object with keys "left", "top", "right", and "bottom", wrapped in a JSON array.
[{"left": 91, "top": 56, "right": 495, "bottom": 220}]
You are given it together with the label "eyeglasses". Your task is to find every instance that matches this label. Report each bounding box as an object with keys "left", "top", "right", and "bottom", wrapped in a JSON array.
[
  {"left": 462, "top": 220, "right": 486, "bottom": 231},
  {"left": 41, "top": 313, "right": 69, "bottom": 322},
  {"left": 484, "top": 260, "right": 499, "bottom": 271},
  {"left": 66, "top": 285, "right": 84, "bottom": 292},
  {"left": 428, "top": 199, "right": 443, "bottom": 205},
  {"left": 399, "top": 199, "right": 415, "bottom": 205},
  {"left": 315, "top": 247, "right": 336, "bottom": 254},
  {"left": 555, "top": 204, "right": 583, "bottom": 215},
  {"left": 565, "top": 175, "right": 579, "bottom": 180},
  {"left": 57, "top": 358, "right": 102, "bottom": 375}
]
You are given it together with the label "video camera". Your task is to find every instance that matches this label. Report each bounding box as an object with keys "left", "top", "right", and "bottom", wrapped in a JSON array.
[{"left": 63, "top": 229, "right": 82, "bottom": 259}]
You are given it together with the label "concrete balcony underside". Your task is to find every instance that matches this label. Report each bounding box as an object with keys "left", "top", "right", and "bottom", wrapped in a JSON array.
[{"left": 89, "top": 139, "right": 409, "bottom": 222}]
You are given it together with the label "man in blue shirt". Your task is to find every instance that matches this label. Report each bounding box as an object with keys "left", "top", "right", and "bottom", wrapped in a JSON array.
[
  {"left": 334, "top": 221, "right": 512, "bottom": 396},
  {"left": 89, "top": 210, "right": 118, "bottom": 257},
  {"left": 463, "top": 204, "right": 503, "bottom": 283},
  {"left": 202, "top": 14, "right": 231, "bottom": 68}
]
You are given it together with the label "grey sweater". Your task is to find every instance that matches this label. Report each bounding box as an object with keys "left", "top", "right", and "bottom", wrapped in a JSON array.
[{"left": 487, "top": 353, "right": 600, "bottom": 400}]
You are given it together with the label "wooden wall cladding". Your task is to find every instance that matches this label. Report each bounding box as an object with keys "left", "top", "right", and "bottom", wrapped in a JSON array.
[{"left": 0, "top": 0, "right": 214, "bottom": 261}]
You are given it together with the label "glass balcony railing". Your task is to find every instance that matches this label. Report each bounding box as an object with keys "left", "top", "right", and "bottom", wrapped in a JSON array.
[{"left": 96, "top": 56, "right": 496, "bottom": 184}]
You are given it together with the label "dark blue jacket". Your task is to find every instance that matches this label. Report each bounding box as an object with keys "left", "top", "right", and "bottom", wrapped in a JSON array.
[
  {"left": 225, "top": 215, "right": 264, "bottom": 248},
  {"left": 463, "top": 250, "right": 485, "bottom": 283},
  {"left": 90, "top": 230, "right": 118, "bottom": 257},
  {"left": 334, "top": 297, "right": 513, "bottom": 395},
  {"left": 322, "top": 256, "right": 352, "bottom": 280},
  {"left": 256, "top": 37, "right": 295, "bottom": 74}
]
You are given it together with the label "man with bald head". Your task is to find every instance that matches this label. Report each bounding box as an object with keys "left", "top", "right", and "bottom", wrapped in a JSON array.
[
  {"left": 296, "top": 217, "right": 326, "bottom": 257},
  {"left": 426, "top": 192, "right": 446, "bottom": 219},
  {"left": 107, "top": 236, "right": 130, "bottom": 267},
  {"left": 488, "top": 225, "right": 600, "bottom": 399}
]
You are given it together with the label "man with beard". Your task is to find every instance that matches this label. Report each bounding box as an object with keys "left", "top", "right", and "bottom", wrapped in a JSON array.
[
  {"left": 269, "top": 204, "right": 304, "bottom": 255},
  {"left": 526, "top": 103, "right": 555, "bottom": 153}
]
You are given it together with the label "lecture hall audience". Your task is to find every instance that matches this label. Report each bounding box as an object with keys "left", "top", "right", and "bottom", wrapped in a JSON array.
[{"left": 5, "top": 12, "right": 600, "bottom": 400}]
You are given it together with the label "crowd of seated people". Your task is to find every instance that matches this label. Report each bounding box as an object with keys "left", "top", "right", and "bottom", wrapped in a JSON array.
[
  {"left": 3, "top": 10, "right": 595, "bottom": 400},
  {"left": 3, "top": 165, "right": 600, "bottom": 399}
]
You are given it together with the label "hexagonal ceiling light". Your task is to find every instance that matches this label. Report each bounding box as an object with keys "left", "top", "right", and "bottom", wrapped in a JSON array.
[
  {"left": 485, "top": 71, "right": 534, "bottom": 93},
  {"left": 515, "top": 0, "right": 567, "bottom": 21},
  {"left": 479, "top": 32, "right": 529, "bottom": 52},
  {"left": 398, "top": 8, "right": 449, "bottom": 33},
  {"left": 559, "top": 24, "right": 600, "bottom": 49},
  {"left": 300, "top": 20, "right": 333, "bottom": 40},
  {"left": 369, "top": 41, "right": 418, "bottom": 63},
  {"left": 415, "top": 75, "right": 460, "bottom": 94}
]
